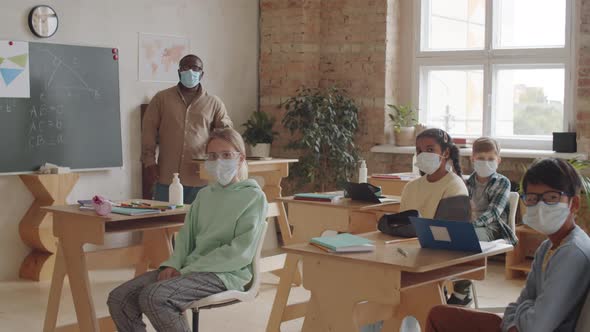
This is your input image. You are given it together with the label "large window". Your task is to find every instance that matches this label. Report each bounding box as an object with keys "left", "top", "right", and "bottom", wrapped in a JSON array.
[{"left": 415, "top": 0, "right": 573, "bottom": 149}]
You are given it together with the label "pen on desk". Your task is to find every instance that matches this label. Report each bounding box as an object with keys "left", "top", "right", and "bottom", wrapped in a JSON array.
[{"left": 397, "top": 247, "right": 408, "bottom": 257}]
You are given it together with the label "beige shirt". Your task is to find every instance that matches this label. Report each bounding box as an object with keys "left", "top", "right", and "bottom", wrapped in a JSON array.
[
  {"left": 400, "top": 172, "right": 468, "bottom": 218},
  {"left": 142, "top": 85, "right": 232, "bottom": 186}
]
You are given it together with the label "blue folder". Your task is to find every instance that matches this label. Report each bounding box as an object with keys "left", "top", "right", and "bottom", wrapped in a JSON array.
[{"left": 409, "top": 217, "right": 484, "bottom": 253}]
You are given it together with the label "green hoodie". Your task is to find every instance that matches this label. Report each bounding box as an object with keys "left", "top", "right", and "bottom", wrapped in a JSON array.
[{"left": 160, "top": 179, "right": 268, "bottom": 291}]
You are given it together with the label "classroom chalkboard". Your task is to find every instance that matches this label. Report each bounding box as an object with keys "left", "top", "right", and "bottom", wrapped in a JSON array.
[{"left": 0, "top": 41, "right": 122, "bottom": 173}]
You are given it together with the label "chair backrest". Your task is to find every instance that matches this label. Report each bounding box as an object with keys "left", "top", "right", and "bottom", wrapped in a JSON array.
[
  {"left": 246, "top": 220, "right": 269, "bottom": 297},
  {"left": 508, "top": 192, "right": 519, "bottom": 231},
  {"left": 575, "top": 288, "right": 590, "bottom": 331},
  {"left": 243, "top": 203, "right": 276, "bottom": 296}
]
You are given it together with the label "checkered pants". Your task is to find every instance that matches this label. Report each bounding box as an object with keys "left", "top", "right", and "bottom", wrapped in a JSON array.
[{"left": 107, "top": 270, "right": 226, "bottom": 332}]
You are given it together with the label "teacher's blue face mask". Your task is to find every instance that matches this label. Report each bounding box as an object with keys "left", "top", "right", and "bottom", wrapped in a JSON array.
[{"left": 179, "top": 70, "right": 201, "bottom": 88}]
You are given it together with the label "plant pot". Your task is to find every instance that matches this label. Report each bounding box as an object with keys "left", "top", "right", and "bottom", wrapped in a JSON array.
[
  {"left": 394, "top": 127, "right": 416, "bottom": 146},
  {"left": 247, "top": 143, "right": 271, "bottom": 158}
]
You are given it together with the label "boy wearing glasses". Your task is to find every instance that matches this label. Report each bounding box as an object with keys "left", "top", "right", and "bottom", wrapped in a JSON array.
[
  {"left": 142, "top": 54, "right": 233, "bottom": 204},
  {"left": 426, "top": 158, "right": 590, "bottom": 332}
]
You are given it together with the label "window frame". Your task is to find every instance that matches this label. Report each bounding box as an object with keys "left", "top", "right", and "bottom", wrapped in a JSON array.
[{"left": 411, "top": 0, "right": 576, "bottom": 150}]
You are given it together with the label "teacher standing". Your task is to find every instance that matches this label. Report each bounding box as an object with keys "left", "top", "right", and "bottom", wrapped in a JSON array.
[{"left": 142, "top": 54, "right": 233, "bottom": 204}]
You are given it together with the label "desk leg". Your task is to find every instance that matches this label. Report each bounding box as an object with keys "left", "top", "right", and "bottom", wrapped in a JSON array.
[
  {"left": 300, "top": 256, "right": 401, "bottom": 332},
  {"left": 60, "top": 237, "right": 99, "bottom": 332},
  {"left": 266, "top": 254, "right": 302, "bottom": 332},
  {"left": 143, "top": 229, "right": 174, "bottom": 270},
  {"left": 382, "top": 282, "right": 446, "bottom": 331},
  {"left": 43, "top": 244, "right": 66, "bottom": 332}
]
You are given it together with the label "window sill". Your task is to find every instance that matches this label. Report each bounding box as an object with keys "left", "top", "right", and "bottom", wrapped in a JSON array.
[{"left": 370, "top": 144, "right": 588, "bottom": 160}]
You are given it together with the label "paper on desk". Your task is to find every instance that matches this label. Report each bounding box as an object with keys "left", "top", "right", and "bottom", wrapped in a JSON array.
[{"left": 430, "top": 226, "right": 451, "bottom": 242}]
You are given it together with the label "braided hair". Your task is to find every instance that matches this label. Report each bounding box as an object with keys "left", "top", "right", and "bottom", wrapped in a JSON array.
[{"left": 416, "top": 128, "right": 462, "bottom": 178}]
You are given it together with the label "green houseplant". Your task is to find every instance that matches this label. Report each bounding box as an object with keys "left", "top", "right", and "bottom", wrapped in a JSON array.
[
  {"left": 387, "top": 104, "right": 418, "bottom": 146},
  {"left": 242, "top": 110, "right": 278, "bottom": 158},
  {"left": 282, "top": 87, "right": 360, "bottom": 191}
]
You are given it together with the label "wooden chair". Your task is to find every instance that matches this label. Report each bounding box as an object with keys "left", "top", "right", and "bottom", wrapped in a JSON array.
[{"left": 188, "top": 202, "right": 279, "bottom": 331}]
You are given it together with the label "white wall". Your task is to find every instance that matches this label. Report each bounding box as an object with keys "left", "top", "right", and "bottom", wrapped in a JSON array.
[{"left": 0, "top": 0, "right": 259, "bottom": 281}]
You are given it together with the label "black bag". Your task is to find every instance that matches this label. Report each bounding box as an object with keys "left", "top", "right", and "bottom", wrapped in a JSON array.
[{"left": 377, "top": 209, "right": 419, "bottom": 238}]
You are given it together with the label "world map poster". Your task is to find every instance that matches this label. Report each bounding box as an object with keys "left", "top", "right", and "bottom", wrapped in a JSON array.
[
  {"left": 138, "top": 33, "right": 189, "bottom": 82},
  {"left": 0, "top": 40, "right": 30, "bottom": 98}
]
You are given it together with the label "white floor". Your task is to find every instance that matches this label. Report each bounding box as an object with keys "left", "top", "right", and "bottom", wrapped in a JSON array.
[{"left": 0, "top": 262, "right": 525, "bottom": 332}]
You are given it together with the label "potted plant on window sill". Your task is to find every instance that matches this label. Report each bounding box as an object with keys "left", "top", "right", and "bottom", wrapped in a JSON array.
[
  {"left": 242, "top": 110, "right": 278, "bottom": 158},
  {"left": 387, "top": 104, "right": 418, "bottom": 146}
]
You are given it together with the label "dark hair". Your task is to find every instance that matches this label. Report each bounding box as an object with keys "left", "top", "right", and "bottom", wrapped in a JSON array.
[
  {"left": 522, "top": 158, "right": 582, "bottom": 196},
  {"left": 416, "top": 128, "right": 462, "bottom": 177},
  {"left": 179, "top": 54, "right": 203, "bottom": 67}
]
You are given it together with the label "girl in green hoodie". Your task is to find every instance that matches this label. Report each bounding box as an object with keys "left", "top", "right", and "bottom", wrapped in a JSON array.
[{"left": 108, "top": 128, "right": 268, "bottom": 332}]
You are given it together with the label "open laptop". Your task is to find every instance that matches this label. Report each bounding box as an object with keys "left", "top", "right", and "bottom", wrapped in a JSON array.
[
  {"left": 409, "top": 216, "right": 499, "bottom": 253},
  {"left": 343, "top": 182, "right": 399, "bottom": 204}
]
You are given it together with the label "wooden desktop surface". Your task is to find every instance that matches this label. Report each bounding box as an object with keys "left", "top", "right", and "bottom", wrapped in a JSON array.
[
  {"left": 284, "top": 231, "right": 513, "bottom": 273},
  {"left": 277, "top": 194, "right": 401, "bottom": 210},
  {"left": 42, "top": 200, "right": 190, "bottom": 223}
]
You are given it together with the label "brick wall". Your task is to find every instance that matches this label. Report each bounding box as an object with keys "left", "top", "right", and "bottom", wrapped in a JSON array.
[
  {"left": 578, "top": 0, "right": 590, "bottom": 154},
  {"left": 260, "top": 0, "right": 590, "bottom": 195},
  {"left": 259, "top": 0, "right": 399, "bottom": 165}
]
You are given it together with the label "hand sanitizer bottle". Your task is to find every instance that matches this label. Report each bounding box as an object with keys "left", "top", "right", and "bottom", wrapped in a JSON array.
[
  {"left": 358, "top": 160, "right": 368, "bottom": 183},
  {"left": 169, "top": 173, "right": 183, "bottom": 205}
]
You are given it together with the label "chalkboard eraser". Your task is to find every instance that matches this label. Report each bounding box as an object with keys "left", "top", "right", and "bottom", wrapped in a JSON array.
[{"left": 50, "top": 166, "right": 71, "bottom": 174}]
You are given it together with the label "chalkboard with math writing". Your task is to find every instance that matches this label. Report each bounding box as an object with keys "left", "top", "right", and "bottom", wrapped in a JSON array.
[{"left": 0, "top": 41, "right": 121, "bottom": 173}]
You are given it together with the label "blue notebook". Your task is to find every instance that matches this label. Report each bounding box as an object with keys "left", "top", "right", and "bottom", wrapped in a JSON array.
[
  {"left": 310, "top": 233, "right": 375, "bottom": 253},
  {"left": 111, "top": 207, "right": 161, "bottom": 216}
]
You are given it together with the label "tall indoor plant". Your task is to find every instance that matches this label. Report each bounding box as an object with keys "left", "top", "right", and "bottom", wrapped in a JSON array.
[
  {"left": 242, "top": 110, "right": 278, "bottom": 158},
  {"left": 387, "top": 104, "right": 418, "bottom": 146},
  {"left": 282, "top": 87, "right": 360, "bottom": 191}
]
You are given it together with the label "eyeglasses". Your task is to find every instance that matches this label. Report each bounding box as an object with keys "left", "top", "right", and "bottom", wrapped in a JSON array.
[
  {"left": 521, "top": 191, "right": 570, "bottom": 207},
  {"left": 207, "top": 151, "right": 241, "bottom": 161},
  {"left": 179, "top": 65, "right": 203, "bottom": 72}
]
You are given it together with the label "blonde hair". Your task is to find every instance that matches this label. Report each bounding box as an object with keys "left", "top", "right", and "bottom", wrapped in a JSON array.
[
  {"left": 206, "top": 128, "right": 249, "bottom": 181},
  {"left": 472, "top": 136, "right": 500, "bottom": 155}
]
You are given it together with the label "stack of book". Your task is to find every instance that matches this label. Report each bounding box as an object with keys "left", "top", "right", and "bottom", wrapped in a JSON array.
[
  {"left": 293, "top": 193, "right": 341, "bottom": 202},
  {"left": 310, "top": 233, "right": 375, "bottom": 253}
]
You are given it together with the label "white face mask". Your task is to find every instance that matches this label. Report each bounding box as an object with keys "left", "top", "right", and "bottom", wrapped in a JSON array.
[
  {"left": 474, "top": 160, "right": 498, "bottom": 178},
  {"left": 204, "top": 158, "right": 240, "bottom": 186},
  {"left": 523, "top": 202, "right": 571, "bottom": 235},
  {"left": 415, "top": 152, "right": 442, "bottom": 175}
]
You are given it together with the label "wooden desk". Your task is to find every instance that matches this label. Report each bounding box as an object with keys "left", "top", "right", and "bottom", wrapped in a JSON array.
[
  {"left": 266, "top": 196, "right": 401, "bottom": 331},
  {"left": 505, "top": 224, "right": 545, "bottom": 279},
  {"left": 42, "top": 200, "right": 188, "bottom": 332},
  {"left": 368, "top": 176, "right": 414, "bottom": 196},
  {"left": 284, "top": 232, "right": 513, "bottom": 332},
  {"left": 279, "top": 195, "right": 401, "bottom": 244}
]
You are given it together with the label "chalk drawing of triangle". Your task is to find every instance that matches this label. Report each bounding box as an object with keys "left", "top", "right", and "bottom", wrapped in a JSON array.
[
  {"left": 8, "top": 54, "right": 28, "bottom": 68},
  {"left": 0, "top": 68, "right": 24, "bottom": 85}
]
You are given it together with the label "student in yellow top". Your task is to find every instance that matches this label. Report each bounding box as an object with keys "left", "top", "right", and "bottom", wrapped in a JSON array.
[
  {"left": 400, "top": 128, "right": 468, "bottom": 217},
  {"left": 362, "top": 128, "right": 471, "bottom": 332}
]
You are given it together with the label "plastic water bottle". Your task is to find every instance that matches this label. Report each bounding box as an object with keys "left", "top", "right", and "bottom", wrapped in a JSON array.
[
  {"left": 358, "top": 160, "right": 368, "bottom": 183},
  {"left": 412, "top": 154, "right": 420, "bottom": 175},
  {"left": 169, "top": 173, "right": 183, "bottom": 205}
]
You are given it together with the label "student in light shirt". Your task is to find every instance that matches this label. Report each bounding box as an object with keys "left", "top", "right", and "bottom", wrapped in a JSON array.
[
  {"left": 426, "top": 158, "right": 590, "bottom": 332},
  {"left": 400, "top": 128, "right": 468, "bottom": 217},
  {"left": 108, "top": 128, "right": 267, "bottom": 332}
]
